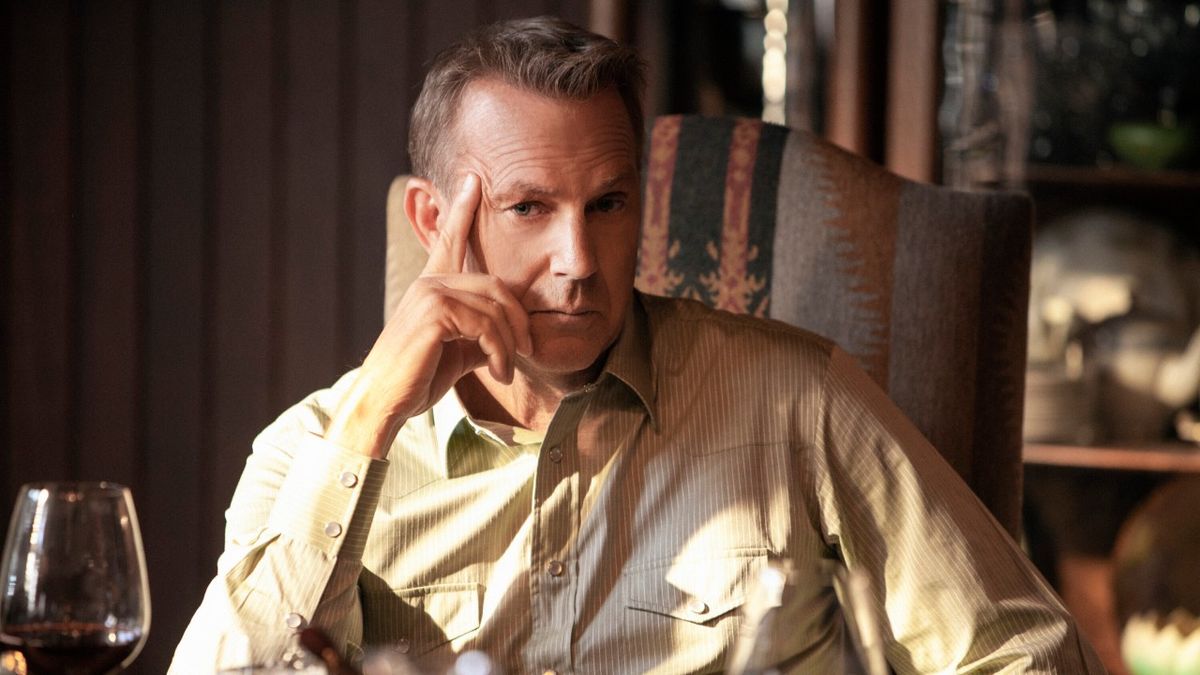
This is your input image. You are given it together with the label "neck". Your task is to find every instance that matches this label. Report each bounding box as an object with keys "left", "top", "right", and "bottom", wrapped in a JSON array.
[{"left": 455, "top": 360, "right": 603, "bottom": 432}]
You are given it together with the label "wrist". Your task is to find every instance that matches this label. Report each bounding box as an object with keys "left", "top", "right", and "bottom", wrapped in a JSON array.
[{"left": 326, "top": 374, "right": 408, "bottom": 459}]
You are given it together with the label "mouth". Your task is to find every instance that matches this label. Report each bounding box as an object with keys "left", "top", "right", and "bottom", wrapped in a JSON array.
[
  {"left": 528, "top": 309, "right": 603, "bottom": 328},
  {"left": 529, "top": 308, "right": 600, "bottom": 317}
]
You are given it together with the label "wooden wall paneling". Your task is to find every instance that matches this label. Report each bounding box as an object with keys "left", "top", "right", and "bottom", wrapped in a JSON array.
[
  {"left": 474, "top": 0, "right": 495, "bottom": 25},
  {"left": 885, "top": 0, "right": 941, "bottom": 183},
  {"left": 826, "top": 0, "right": 890, "bottom": 163},
  {"left": 76, "top": 0, "right": 141, "bottom": 486},
  {"left": 5, "top": 0, "right": 76, "bottom": 498},
  {"left": 419, "top": 0, "right": 479, "bottom": 64},
  {"left": 347, "top": 0, "right": 409, "bottom": 358},
  {"left": 142, "top": 0, "right": 209, "bottom": 670},
  {"left": 0, "top": 0, "right": 12, "bottom": 511},
  {"left": 785, "top": 0, "right": 819, "bottom": 132},
  {"left": 279, "top": 0, "right": 344, "bottom": 404},
  {"left": 826, "top": 0, "right": 872, "bottom": 156},
  {"left": 556, "top": 0, "right": 592, "bottom": 30},
  {"left": 588, "top": 0, "right": 628, "bottom": 41},
  {"left": 208, "top": 0, "right": 277, "bottom": 567},
  {"left": 492, "top": 0, "right": 552, "bottom": 22},
  {"left": 488, "top": 0, "right": 584, "bottom": 25}
]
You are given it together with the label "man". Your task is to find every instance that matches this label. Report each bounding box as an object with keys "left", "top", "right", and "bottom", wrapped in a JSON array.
[{"left": 173, "top": 17, "right": 1103, "bottom": 674}]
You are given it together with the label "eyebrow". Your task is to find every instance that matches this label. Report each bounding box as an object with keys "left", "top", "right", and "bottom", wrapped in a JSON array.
[
  {"left": 490, "top": 172, "right": 635, "bottom": 205},
  {"left": 490, "top": 181, "right": 555, "bottom": 204},
  {"left": 596, "top": 172, "right": 634, "bottom": 192}
]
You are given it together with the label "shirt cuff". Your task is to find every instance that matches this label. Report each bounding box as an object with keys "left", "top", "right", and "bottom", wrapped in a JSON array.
[{"left": 266, "top": 432, "right": 388, "bottom": 560}]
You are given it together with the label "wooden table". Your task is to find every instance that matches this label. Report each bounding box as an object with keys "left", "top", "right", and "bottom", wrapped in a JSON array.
[{"left": 1024, "top": 442, "right": 1200, "bottom": 473}]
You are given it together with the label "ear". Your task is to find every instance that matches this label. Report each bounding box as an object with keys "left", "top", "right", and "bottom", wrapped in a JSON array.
[{"left": 404, "top": 176, "right": 442, "bottom": 253}]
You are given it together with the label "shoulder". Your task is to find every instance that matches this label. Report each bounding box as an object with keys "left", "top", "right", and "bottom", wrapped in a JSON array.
[
  {"left": 635, "top": 292, "right": 843, "bottom": 422},
  {"left": 634, "top": 292, "right": 844, "bottom": 445},
  {"left": 638, "top": 292, "right": 838, "bottom": 367}
]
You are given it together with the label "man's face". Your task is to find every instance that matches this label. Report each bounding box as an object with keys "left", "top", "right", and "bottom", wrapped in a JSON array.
[{"left": 450, "top": 79, "right": 641, "bottom": 378}]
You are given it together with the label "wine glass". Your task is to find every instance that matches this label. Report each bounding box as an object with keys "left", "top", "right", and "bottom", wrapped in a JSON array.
[{"left": 0, "top": 482, "right": 151, "bottom": 674}]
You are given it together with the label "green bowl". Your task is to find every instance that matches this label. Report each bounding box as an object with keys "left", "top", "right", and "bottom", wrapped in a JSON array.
[{"left": 1108, "top": 122, "right": 1195, "bottom": 170}]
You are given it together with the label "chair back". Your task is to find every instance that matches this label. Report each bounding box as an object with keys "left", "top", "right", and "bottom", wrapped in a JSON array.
[{"left": 637, "top": 115, "right": 1031, "bottom": 537}]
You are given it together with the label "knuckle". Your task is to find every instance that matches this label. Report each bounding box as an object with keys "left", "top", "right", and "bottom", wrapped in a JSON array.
[{"left": 426, "top": 293, "right": 454, "bottom": 313}]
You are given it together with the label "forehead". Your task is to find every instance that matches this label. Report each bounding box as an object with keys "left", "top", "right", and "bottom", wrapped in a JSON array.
[{"left": 452, "top": 79, "right": 638, "bottom": 190}]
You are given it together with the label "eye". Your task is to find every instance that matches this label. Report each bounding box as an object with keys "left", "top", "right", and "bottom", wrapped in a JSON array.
[
  {"left": 589, "top": 194, "right": 626, "bottom": 213},
  {"left": 510, "top": 202, "right": 540, "bottom": 217}
]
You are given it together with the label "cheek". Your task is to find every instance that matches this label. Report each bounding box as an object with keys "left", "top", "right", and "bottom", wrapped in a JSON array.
[{"left": 473, "top": 222, "right": 546, "bottom": 292}]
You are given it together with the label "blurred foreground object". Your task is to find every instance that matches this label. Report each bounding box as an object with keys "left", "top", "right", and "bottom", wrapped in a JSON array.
[
  {"left": 298, "top": 628, "right": 355, "bottom": 675},
  {"left": 358, "top": 648, "right": 498, "bottom": 675},
  {"left": 0, "top": 652, "right": 24, "bottom": 674},
  {"left": 298, "top": 627, "right": 500, "bottom": 675},
  {"left": 217, "top": 630, "right": 327, "bottom": 673}
]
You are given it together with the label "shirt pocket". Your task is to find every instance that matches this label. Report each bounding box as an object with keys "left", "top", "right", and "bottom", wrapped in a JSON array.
[
  {"left": 360, "top": 582, "right": 483, "bottom": 656},
  {"left": 620, "top": 549, "right": 768, "bottom": 670}
]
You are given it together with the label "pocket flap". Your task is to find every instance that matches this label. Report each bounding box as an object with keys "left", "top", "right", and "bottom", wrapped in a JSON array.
[{"left": 623, "top": 550, "right": 767, "bottom": 625}]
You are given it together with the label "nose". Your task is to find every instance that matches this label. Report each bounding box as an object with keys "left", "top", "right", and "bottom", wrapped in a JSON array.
[{"left": 549, "top": 210, "right": 598, "bottom": 280}]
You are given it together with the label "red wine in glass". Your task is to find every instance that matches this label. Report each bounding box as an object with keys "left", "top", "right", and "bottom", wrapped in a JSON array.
[
  {"left": 1, "top": 622, "right": 142, "bottom": 675},
  {"left": 0, "top": 483, "right": 151, "bottom": 675}
]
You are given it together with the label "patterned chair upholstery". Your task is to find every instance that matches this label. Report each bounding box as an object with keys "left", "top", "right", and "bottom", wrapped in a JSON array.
[
  {"left": 385, "top": 114, "right": 1032, "bottom": 538},
  {"left": 636, "top": 115, "right": 1030, "bottom": 537}
]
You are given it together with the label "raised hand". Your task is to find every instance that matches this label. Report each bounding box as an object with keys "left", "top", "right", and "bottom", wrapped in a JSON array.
[{"left": 325, "top": 173, "right": 533, "bottom": 459}]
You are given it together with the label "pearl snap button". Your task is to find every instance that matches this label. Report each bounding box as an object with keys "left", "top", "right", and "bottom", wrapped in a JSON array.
[
  {"left": 324, "top": 521, "right": 343, "bottom": 538},
  {"left": 546, "top": 559, "right": 565, "bottom": 577},
  {"left": 339, "top": 471, "right": 358, "bottom": 488},
  {"left": 394, "top": 638, "right": 410, "bottom": 654},
  {"left": 284, "top": 612, "right": 306, "bottom": 629},
  {"left": 547, "top": 446, "right": 563, "bottom": 463},
  {"left": 688, "top": 599, "right": 709, "bottom": 615}
]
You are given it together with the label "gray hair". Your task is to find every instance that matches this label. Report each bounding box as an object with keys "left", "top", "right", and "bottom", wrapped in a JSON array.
[{"left": 408, "top": 16, "right": 646, "bottom": 190}]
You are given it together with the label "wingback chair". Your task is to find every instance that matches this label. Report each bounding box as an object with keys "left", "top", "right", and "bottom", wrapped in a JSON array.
[{"left": 385, "top": 115, "right": 1032, "bottom": 538}]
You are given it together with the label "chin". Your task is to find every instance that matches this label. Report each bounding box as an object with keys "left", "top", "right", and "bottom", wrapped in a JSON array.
[{"left": 522, "top": 335, "right": 613, "bottom": 379}]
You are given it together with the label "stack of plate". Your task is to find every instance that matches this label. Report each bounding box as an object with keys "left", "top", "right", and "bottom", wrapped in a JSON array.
[{"left": 1023, "top": 365, "right": 1097, "bottom": 445}]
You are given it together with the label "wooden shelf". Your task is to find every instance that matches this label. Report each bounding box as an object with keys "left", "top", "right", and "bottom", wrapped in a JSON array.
[
  {"left": 1025, "top": 164, "right": 1200, "bottom": 191},
  {"left": 1022, "top": 163, "right": 1200, "bottom": 229},
  {"left": 1024, "top": 442, "right": 1200, "bottom": 473}
]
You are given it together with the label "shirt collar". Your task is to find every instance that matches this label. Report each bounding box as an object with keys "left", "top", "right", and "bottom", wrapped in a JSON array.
[
  {"left": 431, "top": 388, "right": 470, "bottom": 463},
  {"left": 428, "top": 290, "right": 659, "bottom": 467},
  {"left": 600, "top": 290, "right": 659, "bottom": 430}
]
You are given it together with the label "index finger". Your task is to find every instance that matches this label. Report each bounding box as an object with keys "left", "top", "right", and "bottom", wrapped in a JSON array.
[{"left": 425, "top": 172, "right": 481, "bottom": 274}]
